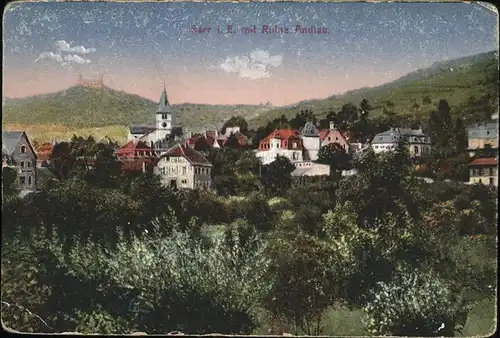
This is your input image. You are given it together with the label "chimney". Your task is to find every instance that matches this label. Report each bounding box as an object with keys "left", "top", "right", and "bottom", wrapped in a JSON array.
[
  {"left": 142, "top": 161, "right": 146, "bottom": 173},
  {"left": 51, "top": 138, "right": 57, "bottom": 146},
  {"left": 215, "top": 129, "right": 218, "bottom": 137},
  {"left": 329, "top": 121, "right": 335, "bottom": 131}
]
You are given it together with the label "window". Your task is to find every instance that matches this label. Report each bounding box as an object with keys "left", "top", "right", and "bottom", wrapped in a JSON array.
[
  {"left": 20, "top": 161, "right": 25, "bottom": 168},
  {"left": 489, "top": 178, "right": 494, "bottom": 186},
  {"left": 28, "top": 176, "right": 32, "bottom": 185},
  {"left": 181, "top": 179, "right": 187, "bottom": 184},
  {"left": 293, "top": 142, "right": 297, "bottom": 148},
  {"left": 21, "top": 146, "right": 26, "bottom": 153},
  {"left": 414, "top": 146, "right": 419, "bottom": 154},
  {"left": 489, "top": 168, "right": 494, "bottom": 176},
  {"left": 328, "top": 137, "right": 331, "bottom": 141},
  {"left": 182, "top": 166, "right": 187, "bottom": 175},
  {"left": 20, "top": 176, "right": 26, "bottom": 185},
  {"left": 27, "top": 161, "right": 31, "bottom": 168}
]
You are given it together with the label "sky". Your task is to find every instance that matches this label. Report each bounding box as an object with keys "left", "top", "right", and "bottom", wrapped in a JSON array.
[{"left": 2, "top": 1, "right": 498, "bottom": 106}]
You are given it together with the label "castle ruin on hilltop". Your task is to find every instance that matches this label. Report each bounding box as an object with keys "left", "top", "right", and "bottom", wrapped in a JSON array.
[{"left": 77, "top": 72, "right": 104, "bottom": 88}]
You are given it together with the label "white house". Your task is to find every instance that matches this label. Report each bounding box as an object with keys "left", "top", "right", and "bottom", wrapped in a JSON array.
[
  {"left": 371, "top": 127, "right": 431, "bottom": 158},
  {"left": 255, "top": 129, "right": 304, "bottom": 165}
]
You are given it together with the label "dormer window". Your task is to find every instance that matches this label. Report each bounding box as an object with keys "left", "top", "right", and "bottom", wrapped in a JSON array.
[{"left": 20, "top": 146, "right": 26, "bottom": 153}]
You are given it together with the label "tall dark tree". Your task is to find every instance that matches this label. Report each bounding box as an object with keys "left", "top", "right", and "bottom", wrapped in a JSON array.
[
  {"left": 337, "top": 103, "right": 359, "bottom": 130},
  {"left": 316, "top": 143, "right": 351, "bottom": 176},
  {"left": 290, "top": 110, "right": 317, "bottom": 130},
  {"left": 2, "top": 166, "right": 19, "bottom": 196},
  {"left": 359, "top": 99, "right": 372, "bottom": 117},
  {"left": 225, "top": 133, "right": 242, "bottom": 150},
  {"left": 453, "top": 117, "right": 468, "bottom": 154},
  {"left": 261, "top": 155, "right": 295, "bottom": 196}
]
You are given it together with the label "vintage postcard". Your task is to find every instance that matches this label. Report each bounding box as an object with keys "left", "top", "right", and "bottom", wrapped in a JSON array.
[{"left": 2, "top": 0, "right": 498, "bottom": 336}]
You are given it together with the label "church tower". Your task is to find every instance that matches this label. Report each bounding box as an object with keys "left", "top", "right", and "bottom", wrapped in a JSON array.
[
  {"left": 155, "top": 85, "right": 174, "bottom": 141},
  {"left": 301, "top": 120, "right": 321, "bottom": 161}
]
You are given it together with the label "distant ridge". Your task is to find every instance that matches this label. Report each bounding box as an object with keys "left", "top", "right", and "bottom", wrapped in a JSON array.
[
  {"left": 2, "top": 85, "right": 274, "bottom": 131},
  {"left": 249, "top": 50, "right": 499, "bottom": 126}
]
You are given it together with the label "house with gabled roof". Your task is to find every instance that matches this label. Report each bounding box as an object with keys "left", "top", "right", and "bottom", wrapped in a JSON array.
[
  {"left": 2, "top": 131, "right": 38, "bottom": 191},
  {"left": 154, "top": 143, "right": 212, "bottom": 189},
  {"left": 371, "top": 127, "right": 431, "bottom": 158},
  {"left": 256, "top": 129, "right": 304, "bottom": 165},
  {"left": 115, "top": 139, "right": 158, "bottom": 173},
  {"left": 468, "top": 156, "right": 498, "bottom": 187}
]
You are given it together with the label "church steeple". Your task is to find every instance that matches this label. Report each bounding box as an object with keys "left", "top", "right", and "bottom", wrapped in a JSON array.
[{"left": 157, "top": 84, "right": 172, "bottom": 114}]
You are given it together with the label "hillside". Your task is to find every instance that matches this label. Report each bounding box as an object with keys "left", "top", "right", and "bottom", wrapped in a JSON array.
[
  {"left": 248, "top": 50, "right": 499, "bottom": 128},
  {"left": 3, "top": 50, "right": 498, "bottom": 135},
  {"left": 2, "top": 86, "right": 273, "bottom": 132}
]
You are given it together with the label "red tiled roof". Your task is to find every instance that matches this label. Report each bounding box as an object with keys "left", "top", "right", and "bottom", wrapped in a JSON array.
[
  {"left": 261, "top": 129, "right": 300, "bottom": 143},
  {"left": 469, "top": 157, "right": 498, "bottom": 166},
  {"left": 37, "top": 153, "right": 51, "bottom": 162},
  {"left": 318, "top": 130, "right": 329, "bottom": 141},
  {"left": 36, "top": 142, "right": 54, "bottom": 152},
  {"left": 115, "top": 140, "right": 152, "bottom": 155},
  {"left": 159, "top": 144, "right": 211, "bottom": 165}
]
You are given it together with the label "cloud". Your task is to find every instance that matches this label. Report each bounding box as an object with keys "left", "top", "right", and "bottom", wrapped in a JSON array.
[
  {"left": 55, "top": 40, "right": 96, "bottom": 54},
  {"left": 220, "top": 49, "right": 283, "bottom": 79},
  {"left": 34, "top": 52, "right": 63, "bottom": 63},
  {"left": 64, "top": 54, "right": 91, "bottom": 64},
  {"left": 34, "top": 40, "right": 95, "bottom": 66}
]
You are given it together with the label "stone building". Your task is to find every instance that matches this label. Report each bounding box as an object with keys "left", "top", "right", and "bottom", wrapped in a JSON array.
[
  {"left": 2, "top": 131, "right": 38, "bottom": 191},
  {"left": 154, "top": 144, "right": 212, "bottom": 189}
]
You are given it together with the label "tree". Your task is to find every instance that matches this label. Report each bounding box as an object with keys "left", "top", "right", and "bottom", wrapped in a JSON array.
[
  {"left": 234, "top": 151, "right": 261, "bottom": 176},
  {"left": 336, "top": 147, "right": 416, "bottom": 226},
  {"left": 2, "top": 166, "right": 20, "bottom": 196},
  {"left": 290, "top": 110, "right": 317, "bottom": 130},
  {"left": 193, "top": 137, "right": 211, "bottom": 153},
  {"left": 316, "top": 143, "right": 351, "bottom": 175},
  {"left": 453, "top": 117, "right": 468, "bottom": 154},
  {"left": 221, "top": 116, "right": 248, "bottom": 135},
  {"left": 264, "top": 232, "right": 339, "bottom": 335},
  {"left": 422, "top": 95, "right": 432, "bottom": 105},
  {"left": 359, "top": 99, "right": 372, "bottom": 116},
  {"left": 225, "top": 133, "right": 242, "bottom": 150},
  {"left": 336, "top": 103, "right": 359, "bottom": 130},
  {"left": 261, "top": 155, "right": 295, "bottom": 196},
  {"left": 362, "top": 269, "right": 469, "bottom": 336}
]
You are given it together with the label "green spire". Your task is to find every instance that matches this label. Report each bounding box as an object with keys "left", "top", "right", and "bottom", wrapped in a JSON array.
[{"left": 157, "top": 85, "right": 172, "bottom": 114}]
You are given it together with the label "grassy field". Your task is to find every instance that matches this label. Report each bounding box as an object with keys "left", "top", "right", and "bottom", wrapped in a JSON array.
[{"left": 3, "top": 123, "right": 129, "bottom": 145}]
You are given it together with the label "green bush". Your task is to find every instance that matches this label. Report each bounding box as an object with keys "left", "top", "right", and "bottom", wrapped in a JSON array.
[{"left": 362, "top": 269, "right": 469, "bottom": 336}]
